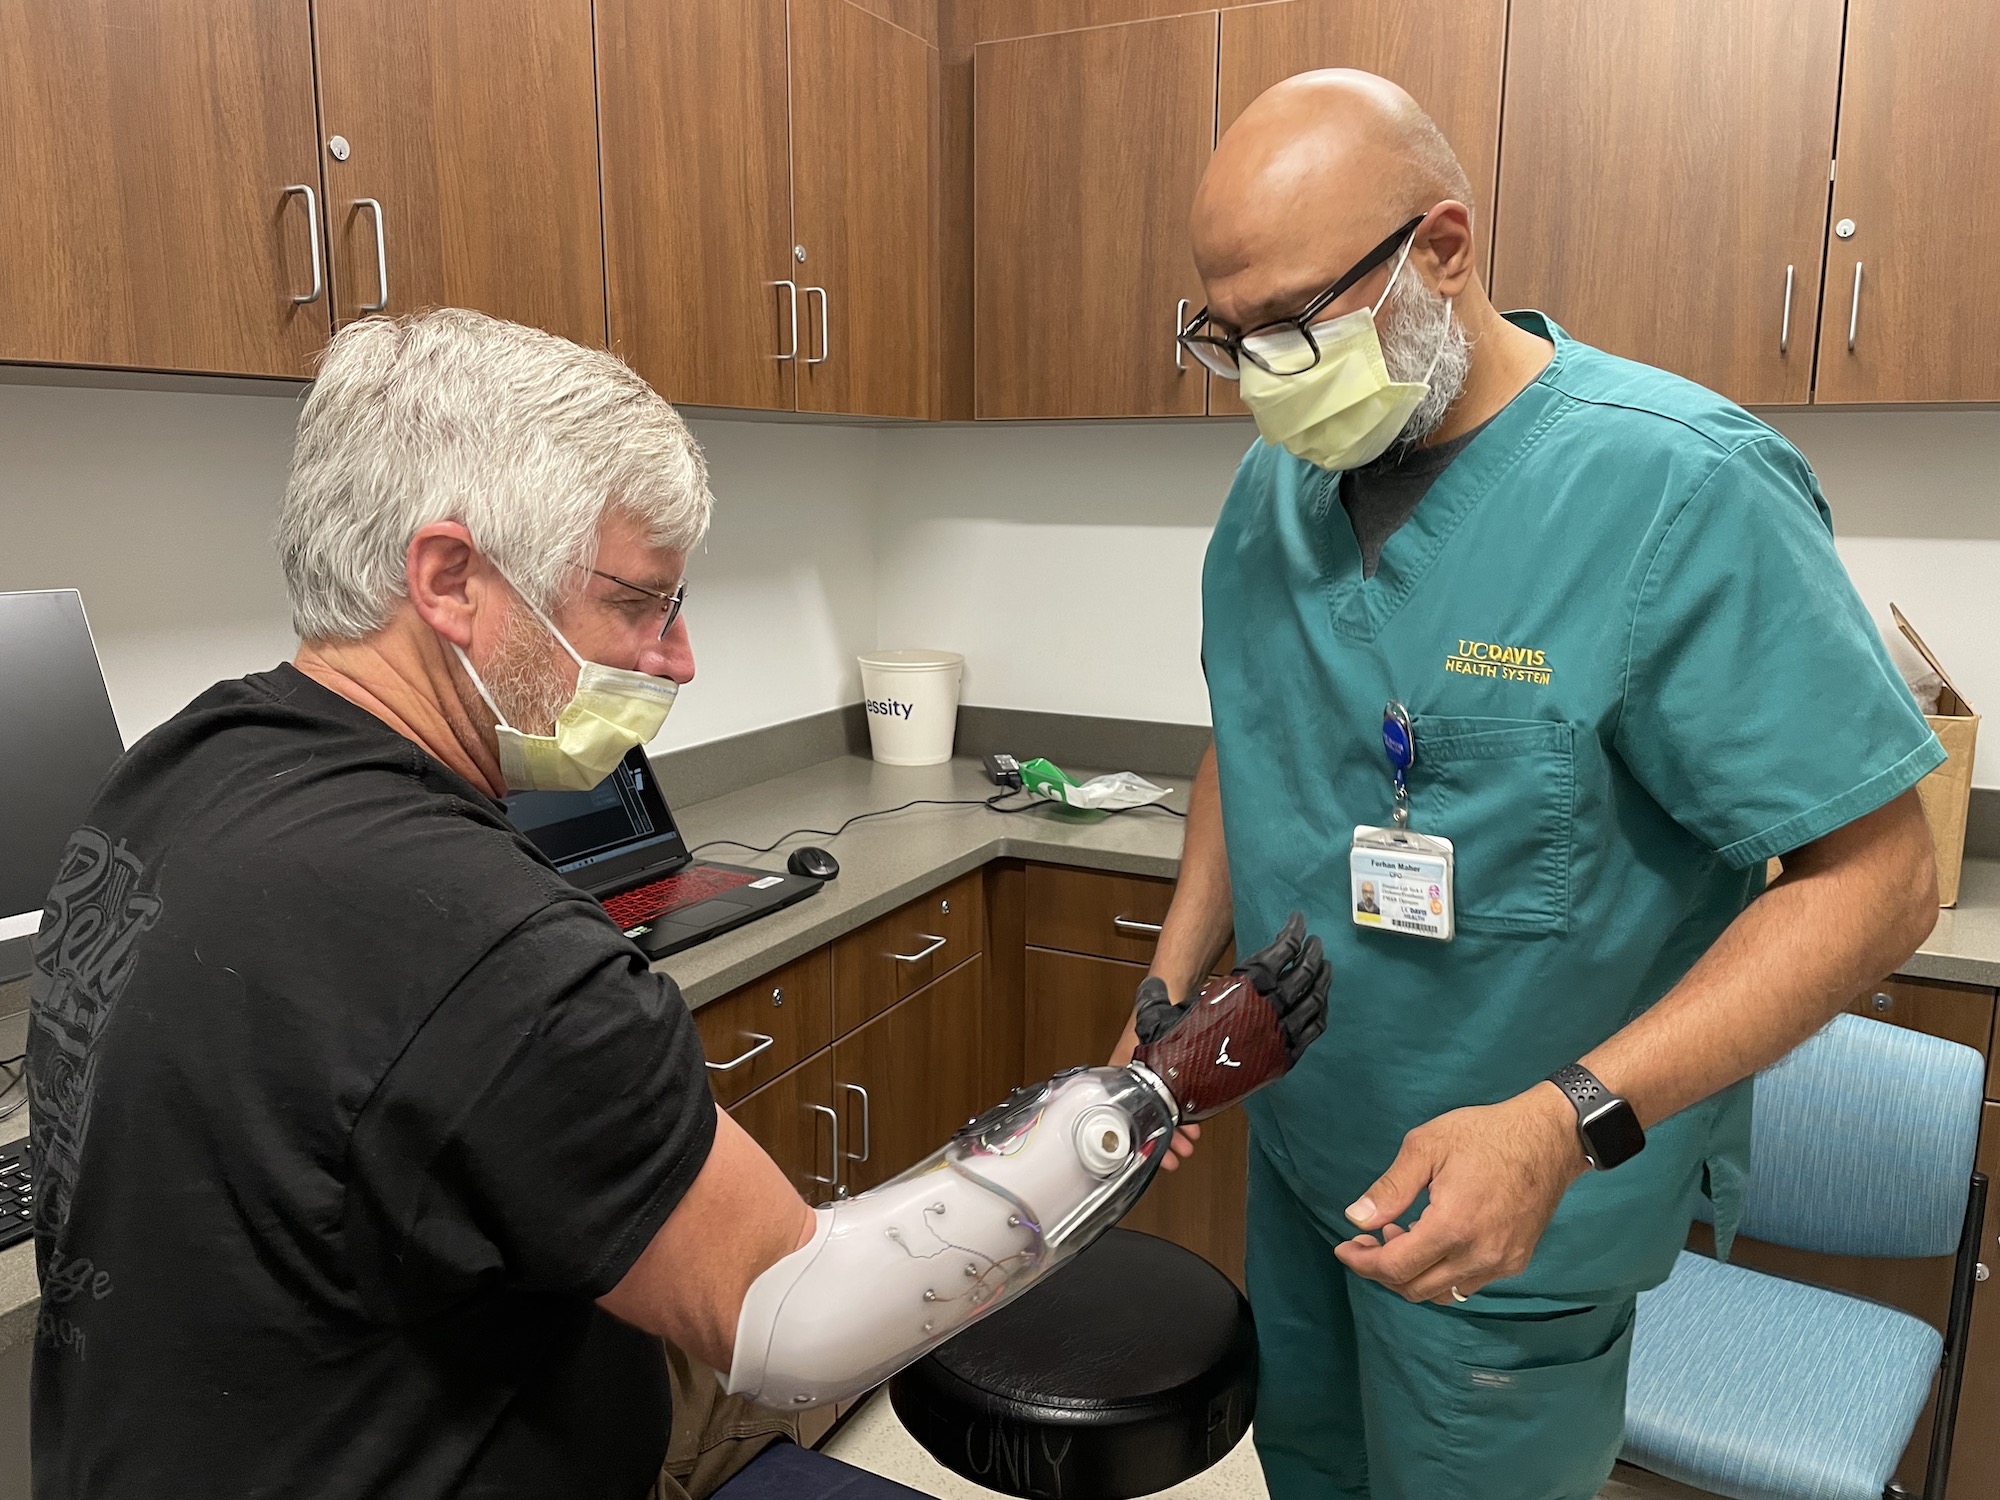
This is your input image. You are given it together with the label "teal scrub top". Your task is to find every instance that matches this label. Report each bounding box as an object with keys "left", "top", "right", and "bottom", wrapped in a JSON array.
[{"left": 1203, "top": 312, "right": 1944, "bottom": 1307}]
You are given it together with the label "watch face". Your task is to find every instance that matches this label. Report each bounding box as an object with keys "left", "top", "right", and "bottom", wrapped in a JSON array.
[{"left": 1580, "top": 1099, "right": 1646, "bottom": 1170}]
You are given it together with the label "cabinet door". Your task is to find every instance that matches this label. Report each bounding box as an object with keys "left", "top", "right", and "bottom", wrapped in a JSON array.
[
  {"left": 832, "top": 871, "right": 984, "bottom": 1036},
  {"left": 598, "top": 0, "right": 797, "bottom": 408},
  {"left": 1814, "top": 0, "right": 2000, "bottom": 403},
  {"left": 313, "top": 0, "right": 606, "bottom": 344},
  {"left": 693, "top": 947, "right": 834, "bottom": 1109},
  {"left": 1492, "top": 0, "right": 1843, "bottom": 405},
  {"left": 832, "top": 958, "right": 987, "bottom": 1194},
  {"left": 0, "top": 0, "right": 326, "bottom": 375},
  {"left": 1025, "top": 946, "right": 1248, "bottom": 1286},
  {"left": 731, "top": 1053, "right": 840, "bottom": 1204},
  {"left": 1941, "top": 1102, "right": 1998, "bottom": 1498},
  {"left": 973, "top": 12, "right": 1216, "bottom": 418},
  {"left": 791, "top": 0, "right": 937, "bottom": 418},
  {"left": 1847, "top": 977, "right": 1995, "bottom": 1063},
  {"left": 1208, "top": 0, "right": 1507, "bottom": 418}
]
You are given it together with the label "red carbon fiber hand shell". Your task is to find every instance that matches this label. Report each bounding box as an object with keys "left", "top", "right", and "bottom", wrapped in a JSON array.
[{"left": 1131, "top": 973, "right": 1291, "bottom": 1122}]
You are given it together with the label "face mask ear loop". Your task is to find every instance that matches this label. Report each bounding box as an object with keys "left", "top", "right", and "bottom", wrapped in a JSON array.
[
  {"left": 451, "top": 644, "right": 514, "bottom": 733},
  {"left": 1370, "top": 233, "right": 1420, "bottom": 319},
  {"left": 1423, "top": 297, "right": 1456, "bottom": 384},
  {"left": 514, "top": 591, "right": 590, "bottom": 672}
]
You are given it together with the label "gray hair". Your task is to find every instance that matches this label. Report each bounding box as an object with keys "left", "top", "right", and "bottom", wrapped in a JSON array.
[{"left": 277, "top": 308, "right": 712, "bottom": 642}]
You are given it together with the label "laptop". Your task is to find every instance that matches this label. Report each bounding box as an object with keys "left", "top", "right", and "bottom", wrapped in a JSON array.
[{"left": 504, "top": 745, "right": 822, "bottom": 958}]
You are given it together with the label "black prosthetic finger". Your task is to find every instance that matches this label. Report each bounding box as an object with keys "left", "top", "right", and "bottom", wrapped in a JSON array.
[
  {"left": 1133, "top": 975, "right": 1188, "bottom": 1046},
  {"left": 1240, "top": 911, "right": 1306, "bottom": 991},
  {"left": 1270, "top": 934, "right": 1324, "bottom": 1012}
]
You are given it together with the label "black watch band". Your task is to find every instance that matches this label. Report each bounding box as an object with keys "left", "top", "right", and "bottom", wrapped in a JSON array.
[{"left": 1548, "top": 1063, "right": 1646, "bottom": 1171}]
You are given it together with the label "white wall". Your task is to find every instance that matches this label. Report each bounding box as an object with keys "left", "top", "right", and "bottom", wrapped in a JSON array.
[
  {"left": 0, "top": 383, "right": 883, "bottom": 755},
  {"left": 2, "top": 376, "right": 1994, "bottom": 784}
]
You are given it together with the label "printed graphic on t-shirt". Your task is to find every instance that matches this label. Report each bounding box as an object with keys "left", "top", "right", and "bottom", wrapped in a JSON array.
[{"left": 28, "top": 826, "right": 161, "bottom": 1348}]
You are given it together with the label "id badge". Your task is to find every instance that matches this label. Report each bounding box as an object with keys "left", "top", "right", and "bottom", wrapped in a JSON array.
[{"left": 1350, "top": 824, "right": 1455, "bottom": 942}]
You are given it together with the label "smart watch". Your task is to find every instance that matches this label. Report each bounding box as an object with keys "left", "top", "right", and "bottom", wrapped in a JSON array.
[{"left": 1547, "top": 1063, "right": 1646, "bottom": 1170}]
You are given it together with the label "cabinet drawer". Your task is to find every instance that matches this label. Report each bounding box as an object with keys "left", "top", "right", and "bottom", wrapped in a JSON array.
[
  {"left": 1026, "top": 864, "right": 1234, "bottom": 973},
  {"left": 1847, "top": 977, "right": 1995, "bottom": 1071},
  {"left": 1027, "top": 865, "right": 1175, "bottom": 963},
  {"left": 694, "top": 947, "right": 833, "bottom": 1108},
  {"left": 833, "top": 871, "right": 984, "bottom": 1035}
]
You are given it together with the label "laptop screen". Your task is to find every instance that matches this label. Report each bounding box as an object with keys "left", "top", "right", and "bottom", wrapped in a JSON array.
[
  {"left": 0, "top": 591, "right": 126, "bottom": 944},
  {"left": 503, "top": 746, "right": 688, "bottom": 883}
]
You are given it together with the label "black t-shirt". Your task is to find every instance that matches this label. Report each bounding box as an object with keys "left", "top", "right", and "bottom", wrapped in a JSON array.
[
  {"left": 26, "top": 665, "right": 717, "bottom": 1500},
  {"left": 1339, "top": 416, "right": 1494, "bottom": 578}
]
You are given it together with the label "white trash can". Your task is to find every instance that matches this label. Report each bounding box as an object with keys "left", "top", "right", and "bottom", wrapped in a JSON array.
[{"left": 857, "top": 650, "right": 964, "bottom": 767}]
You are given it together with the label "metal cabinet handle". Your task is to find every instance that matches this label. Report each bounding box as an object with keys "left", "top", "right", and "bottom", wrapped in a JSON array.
[
  {"left": 892, "top": 933, "right": 948, "bottom": 963},
  {"left": 1779, "top": 264, "right": 1793, "bottom": 354},
  {"left": 1113, "top": 916, "right": 1165, "bottom": 936},
  {"left": 771, "top": 280, "right": 798, "bottom": 360},
  {"left": 1175, "top": 298, "right": 1190, "bottom": 370},
  {"left": 355, "top": 197, "right": 389, "bottom": 312},
  {"left": 841, "top": 1083, "right": 871, "bottom": 1163},
  {"left": 705, "top": 1033, "right": 775, "bottom": 1072},
  {"left": 282, "top": 185, "right": 324, "bottom": 306},
  {"left": 1847, "top": 261, "right": 1863, "bottom": 352},
  {"left": 803, "top": 286, "right": 829, "bottom": 365},
  {"left": 807, "top": 1103, "right": 840, "bottom": 1186}
]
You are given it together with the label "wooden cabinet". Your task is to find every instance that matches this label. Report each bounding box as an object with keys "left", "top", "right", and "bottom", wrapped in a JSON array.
[
  {"left": 1813, "top": 0, "right": 2000, "bottom": 403},
  {"left": 833, "top": 871, "right": 985, "bottom": 1034},
  {"left": 1846, "top": 976, "right": 1996, "bottom": 1062},
  {"left": 599, "top": 0, "right": 937, "bottom": 416},
  {"left": 1491, "top": 0, "right": 1844, "bottom": 406},
  {"left": 1947, "top": 1103, "right": 1999, "bottom": 1499},
  {"left": 791, "top": 0, "right": 939, "bottom": 417},
  {"left": 1024, "top": 945, "right": 1249, "bottom": 1285},
  {"left": 312, "top": 0, "right": 606, "bottom": 343},
  {"left": 598, "top": 0, "right": 797, "bottom": 411},
  {"left": 0, "top": 0, "right": 327, "bottom": 376},
  {"left": 731, "top": 1053, "right": 841, "bottom": 1202},
  {"left": 973, "top": 11, "right": 1217, "bottom": 418},
  {"left": 694, "top": 948, "right": 834, "bottom": 1108},
  {"left": 832, "top": 957, "right": 989, "bottom": 1193}
]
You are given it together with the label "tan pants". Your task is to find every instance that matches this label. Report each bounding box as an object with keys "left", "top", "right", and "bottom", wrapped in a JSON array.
[{"left": 650, "top": 1343, "right": 801, "bottom": 1500}]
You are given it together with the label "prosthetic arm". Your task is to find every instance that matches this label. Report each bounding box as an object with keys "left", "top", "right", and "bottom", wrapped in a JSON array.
[{"left": 724, "top": 914, "right": 1331, "bottom": 1410}]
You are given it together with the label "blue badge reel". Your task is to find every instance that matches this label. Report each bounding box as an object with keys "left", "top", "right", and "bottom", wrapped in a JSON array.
[{"left": 1351, "top": 700, "right": 1455, "bottom": 941}]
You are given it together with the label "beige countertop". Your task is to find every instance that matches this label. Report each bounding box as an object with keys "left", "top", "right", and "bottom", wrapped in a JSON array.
[
  {"left": 658, "top": 754, "right": 1190, "bottom": 1008},
  {"left": 1906, "top": 857, "right": 2000, "bottom": 989}
]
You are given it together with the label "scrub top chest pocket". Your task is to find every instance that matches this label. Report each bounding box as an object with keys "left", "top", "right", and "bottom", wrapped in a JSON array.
[{"left": 1406, "top": 715, "right": 1576, "bottom": 935}]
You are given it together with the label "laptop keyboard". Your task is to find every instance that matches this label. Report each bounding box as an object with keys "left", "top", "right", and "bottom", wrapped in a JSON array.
[
  {"left": 602, "top": 866, "right": 760, "bottom": 930},
  {"left": 0, "top": 1137, "right": 33, "bottom": 1251}
]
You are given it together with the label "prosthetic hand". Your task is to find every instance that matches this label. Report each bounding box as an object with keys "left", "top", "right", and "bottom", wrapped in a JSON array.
[
  {"left": 1132, "top": 912, "right": 1331, "bottom": 1120},
  {"left": 724, "top": 915, "right": 1332, "bottom": 1410}
]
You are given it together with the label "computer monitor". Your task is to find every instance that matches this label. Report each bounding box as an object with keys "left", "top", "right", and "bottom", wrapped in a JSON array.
[
  {"left": 503, "top": 746, "right": 689, "bottom": 890},
  {"left": 0, "top": 591, "right": 126, "bottom": 980}
]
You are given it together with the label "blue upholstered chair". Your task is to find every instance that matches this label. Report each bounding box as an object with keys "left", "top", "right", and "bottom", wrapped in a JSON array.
[{"left": 1622, "top": 1012, "right": 1989, "bottom": 1500}]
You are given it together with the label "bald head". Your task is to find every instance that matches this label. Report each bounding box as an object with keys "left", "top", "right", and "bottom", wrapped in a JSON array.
[{"left": 1190, "top": 70, "right": 1474, "bottom": 332}]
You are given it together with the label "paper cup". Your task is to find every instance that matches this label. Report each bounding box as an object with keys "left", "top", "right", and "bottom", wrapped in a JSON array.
[{"left": 858, "top": 650, "right": 964, "bottom": 766}]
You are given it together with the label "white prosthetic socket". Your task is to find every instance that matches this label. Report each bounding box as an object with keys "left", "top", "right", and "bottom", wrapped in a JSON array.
[{"left": 723, "top": 1065, "right": 1179, "bottom": 1410}]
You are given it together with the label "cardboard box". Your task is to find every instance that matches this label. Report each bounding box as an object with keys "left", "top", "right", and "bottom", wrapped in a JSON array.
[{"left": 1893, "top": 604, "right": 1980, "bottom": 908}]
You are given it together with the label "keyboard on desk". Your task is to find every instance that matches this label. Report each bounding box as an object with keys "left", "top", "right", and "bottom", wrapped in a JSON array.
[
  {"left": 601, "top": 865, "right": 760, "bottom": 931},
  {"left": 0, "top": 1137, "right": 33, "bottom": 1251}
]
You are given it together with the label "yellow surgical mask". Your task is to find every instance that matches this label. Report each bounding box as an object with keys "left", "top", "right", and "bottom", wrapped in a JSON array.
[
  {"left": 455, "top": 588, "right": 679, "bottom": 793},
  {"left": 1237, "top": 239, "right": 1451, "bottom": 472}
]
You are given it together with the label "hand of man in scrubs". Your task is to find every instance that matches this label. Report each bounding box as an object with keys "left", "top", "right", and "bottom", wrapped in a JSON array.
[{"left": 1333, "top": 792, "right": 1936, "bottom": 1303}]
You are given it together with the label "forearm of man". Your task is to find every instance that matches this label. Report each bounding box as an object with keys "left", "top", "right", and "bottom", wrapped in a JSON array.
[
  {"left": 1575, "top": 789, "right": 1938, "bottom": 1132},
  {"left": 597, "top": 1107, "right": 815, "bottom": 1372},
  {"left": 1113, "top": 744, "right": 1234, "bottom": 1064}
]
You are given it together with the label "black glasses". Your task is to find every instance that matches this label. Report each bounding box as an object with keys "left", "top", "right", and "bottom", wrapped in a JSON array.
[
  {"left": 1177, "top": 214, "right": 1427, "bottom": 380},
  {"left": 589, "top": 569, "right": 687, "bottom": 640}
]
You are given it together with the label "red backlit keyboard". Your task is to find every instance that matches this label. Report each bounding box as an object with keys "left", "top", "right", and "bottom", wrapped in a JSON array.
[{"left": 601, "top": 865, "right": 760, "bottom": 930}]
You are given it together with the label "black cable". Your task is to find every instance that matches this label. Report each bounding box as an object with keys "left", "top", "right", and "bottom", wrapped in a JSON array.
[{"left": 687, "top": 787, "right": 1183, "bottom": 858}]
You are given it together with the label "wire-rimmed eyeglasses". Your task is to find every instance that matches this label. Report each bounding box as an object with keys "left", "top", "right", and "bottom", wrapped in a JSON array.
[{"left": 589, "top": 570, "right": 687, "bottom": 641}]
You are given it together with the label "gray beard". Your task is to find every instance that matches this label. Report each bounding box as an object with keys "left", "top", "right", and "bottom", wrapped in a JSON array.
[
  {"left": 483, "top": 601, "right": 575, "bottom": 736},
  {"left": 1378, "top": 269, "right": 1472, "bottom": 452}
]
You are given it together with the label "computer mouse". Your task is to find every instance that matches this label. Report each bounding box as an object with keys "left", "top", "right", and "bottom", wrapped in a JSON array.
[{"left": 787, "top": 846, "right": 840, "bottom": 881}]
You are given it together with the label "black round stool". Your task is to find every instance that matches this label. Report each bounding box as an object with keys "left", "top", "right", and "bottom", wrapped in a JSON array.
[{"left": 890, "top": 1229, "right": 1257, "bottom": 1500}]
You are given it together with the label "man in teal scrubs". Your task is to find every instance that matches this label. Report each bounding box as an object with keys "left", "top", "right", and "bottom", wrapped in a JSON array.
[{"left": 1114, "top": 72, "right": 1944, "bottom": 1499}]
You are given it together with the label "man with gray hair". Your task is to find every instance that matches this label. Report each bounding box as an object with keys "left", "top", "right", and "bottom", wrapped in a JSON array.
[{"left": 26, "top": 310, "right": 869, "bottom": 1499}]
